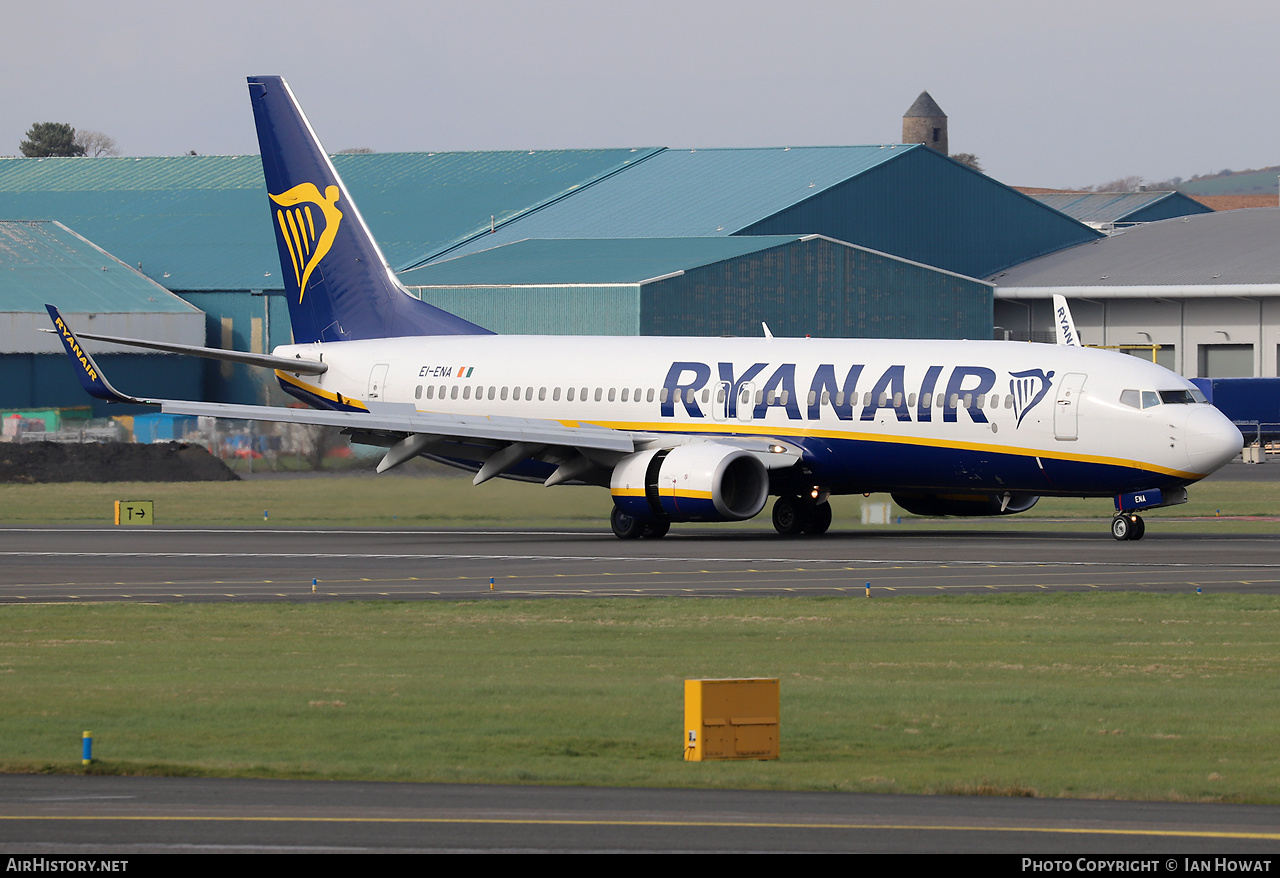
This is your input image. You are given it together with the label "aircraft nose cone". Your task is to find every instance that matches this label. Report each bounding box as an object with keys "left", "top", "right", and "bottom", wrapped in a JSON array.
[{"left": 1186, "top": 407, "right": 1243, "bottom": 474}]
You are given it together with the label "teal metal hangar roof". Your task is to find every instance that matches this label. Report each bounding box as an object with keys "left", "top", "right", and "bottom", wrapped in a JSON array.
[
  {"left": 412, "top": 144, "right": 1098, "bottom": 279},
  {"left": 414, "top": 145, "right": 911, "bottom": 265},
  {"left": 0, "top": 144, "right": 1095, "bottom": 292},
  {"left": 333, "top": 149, "right": 663, "bottom": 268},
  {"left": 0, "top": 220, "right": 199, "bottom": 313},
  {"left": 1031, "top": 191, "right": 1212, "bottom": 225},
  {"left": 0, "top": 149, "right": 660, "bottom": 291},
  {"left": 400, "top": 236, "right": 803, "bottom": 286}
]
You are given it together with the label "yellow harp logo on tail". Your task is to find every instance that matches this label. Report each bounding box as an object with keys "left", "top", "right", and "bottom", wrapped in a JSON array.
[{"left": 269, "top": 183, "right": 343, "bottom": 303}]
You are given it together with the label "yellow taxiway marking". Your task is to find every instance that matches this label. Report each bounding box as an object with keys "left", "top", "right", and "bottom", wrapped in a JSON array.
[{"left": 1, "top": 814, "right": 1278, "bottom": 841}]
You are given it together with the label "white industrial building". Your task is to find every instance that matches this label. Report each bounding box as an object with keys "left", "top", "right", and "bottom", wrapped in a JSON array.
[{"left": 991, "top": 209, "right": 1280, "bottom": 378}]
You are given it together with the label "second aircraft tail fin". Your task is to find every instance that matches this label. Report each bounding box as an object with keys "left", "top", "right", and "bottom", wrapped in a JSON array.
[{"left": 1052, "top": 294, "right": 1081, "bottom": 346}]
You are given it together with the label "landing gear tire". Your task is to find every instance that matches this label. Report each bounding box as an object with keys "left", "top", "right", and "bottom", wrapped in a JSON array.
[
  {"left": 641, "top": 519, "right": 670, "bottom": 539},
  {"left": 611, "top": 507, "right": 646, "bottom": 539},
  {"left": 774, "top": 496, "right": 833, "bottom": 536},
  {"left": 803, "top": 501, "right": 832, "bottom": 535},
  {"left": 1111, "top": 513, "right": 1144, "bottom": 541},
  {"left": 772, "top": 496, "right": 807, "bottom": 536}
]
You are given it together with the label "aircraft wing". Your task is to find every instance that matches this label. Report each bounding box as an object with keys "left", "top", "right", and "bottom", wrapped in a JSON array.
[
  {"left": 160, "top": 399, "right": 635, "bottom": 451},
  {"left": 46, "top": 303, "right": 803, "bottom": 484}
]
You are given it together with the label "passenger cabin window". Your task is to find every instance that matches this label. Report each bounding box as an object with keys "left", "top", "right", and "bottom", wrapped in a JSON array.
[{"left": 415, "top": 385, "right": 423, "bottom": 400}]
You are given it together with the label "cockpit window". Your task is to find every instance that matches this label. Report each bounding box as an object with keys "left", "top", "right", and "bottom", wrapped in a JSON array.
[
  {"left": 1121, "top": 388, "right": 1207, "bottom": 409},
  {"left": 1159, "top": 388, "right": 1206, "bottom": 404}
]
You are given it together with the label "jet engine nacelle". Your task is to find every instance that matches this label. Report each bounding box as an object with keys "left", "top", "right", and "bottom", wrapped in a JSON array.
[
  {"left": 891, "top": 491, "right": 1040, "bottom": 517},
  {"left": 611, "top": 444, "right": 770, "bottom": 522}
]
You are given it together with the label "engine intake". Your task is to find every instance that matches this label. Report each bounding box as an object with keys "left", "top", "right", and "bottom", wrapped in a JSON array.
[{"left": 611, "top": 444, "right": 770, "bottom": 522}]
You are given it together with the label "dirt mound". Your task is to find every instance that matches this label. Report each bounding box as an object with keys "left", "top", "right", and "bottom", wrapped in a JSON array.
[{"left": 0, "top": 442, "right": 239, "bottom": 483}]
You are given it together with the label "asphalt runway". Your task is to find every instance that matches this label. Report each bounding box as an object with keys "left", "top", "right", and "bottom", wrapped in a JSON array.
[
  {"left": 3, "top": 775, "right": 1279, "bottom": 854},
  {"left": 1, "top": 524, "right": 1278, "bottom": 603}
]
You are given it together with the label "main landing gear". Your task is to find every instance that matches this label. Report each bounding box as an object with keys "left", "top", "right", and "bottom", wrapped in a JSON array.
[
  {"left": 771, "top": 495, "right": 832, "bottom": 536},
  {"left": 610, "top": 507, "right": 670, "bottom": 540},
  {"left": 1111, "top": 512, "right": 1145, "bottom": 541}
]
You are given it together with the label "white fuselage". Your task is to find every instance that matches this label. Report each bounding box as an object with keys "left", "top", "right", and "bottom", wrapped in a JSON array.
[{"left": 272, "top": 334, "right": 1243, "bottom": 497}]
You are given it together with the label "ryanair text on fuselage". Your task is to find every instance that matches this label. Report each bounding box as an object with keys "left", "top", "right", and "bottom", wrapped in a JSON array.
[{"left": 659, "top": 360, "right": 1054, "bottom": 426}]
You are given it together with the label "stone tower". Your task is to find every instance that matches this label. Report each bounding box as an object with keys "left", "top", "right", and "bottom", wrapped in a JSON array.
[{"left": 902, "top": 91, "right": 948, "bottom": 156}]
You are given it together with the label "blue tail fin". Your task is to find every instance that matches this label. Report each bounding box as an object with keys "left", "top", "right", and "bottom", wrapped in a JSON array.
[{"left": 248, "top": 75, "right": 492, "bottom": 342}]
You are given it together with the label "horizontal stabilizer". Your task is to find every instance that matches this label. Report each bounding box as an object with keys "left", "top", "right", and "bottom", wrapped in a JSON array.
[{"left": 43, "top": 327, "right": 327, "bottom": 375}]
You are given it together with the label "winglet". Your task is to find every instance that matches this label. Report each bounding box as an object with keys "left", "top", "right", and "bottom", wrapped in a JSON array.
[
  {"left": 44, "top": 305, "right": 156, "bottom": 404},
  {"left": 1052, "top": 294, "right": 1081, "bottom": 346}
]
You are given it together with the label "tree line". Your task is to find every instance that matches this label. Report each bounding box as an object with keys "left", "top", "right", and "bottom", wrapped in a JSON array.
[{"left": 19, "top": 123, "right": 118, "bottom": 157}]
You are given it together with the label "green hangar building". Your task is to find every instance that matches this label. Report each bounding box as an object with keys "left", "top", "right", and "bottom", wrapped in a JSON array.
[
  {"left": 0, "top": 143, "right": 1097, "bottom": 407},
  {"left": 0, "top": 220, "right": 204, "bottom": 415}
]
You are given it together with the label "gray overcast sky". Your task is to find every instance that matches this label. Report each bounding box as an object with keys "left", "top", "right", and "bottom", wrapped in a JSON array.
[{"left": 3, "top": 0, "right": 1277, "bottom": 189}]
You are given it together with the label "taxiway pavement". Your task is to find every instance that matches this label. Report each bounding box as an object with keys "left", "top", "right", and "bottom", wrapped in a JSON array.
[
  {"left": 3, "top": 775, "right": 1278, "bottom": 854},
  {"left": 0, "top": 525, "right": 1277, "bottom": 604}
]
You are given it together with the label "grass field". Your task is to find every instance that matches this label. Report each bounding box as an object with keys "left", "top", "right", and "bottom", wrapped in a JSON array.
[
  {"left": 3, "top": 594, "right": 1278, "bottom": 802},
  {"left": 0, "top": 472, "right": 1276, "bottom": 531}
]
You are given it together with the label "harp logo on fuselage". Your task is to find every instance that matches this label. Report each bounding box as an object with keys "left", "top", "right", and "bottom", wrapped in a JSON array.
[{"left": 269, "top": 182, "right": 343, "bottom": 304}]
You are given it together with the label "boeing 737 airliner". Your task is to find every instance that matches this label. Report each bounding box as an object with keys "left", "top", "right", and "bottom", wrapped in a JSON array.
[{"left": 47, "top": 76, "right": 1243, "bottom": 540}]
